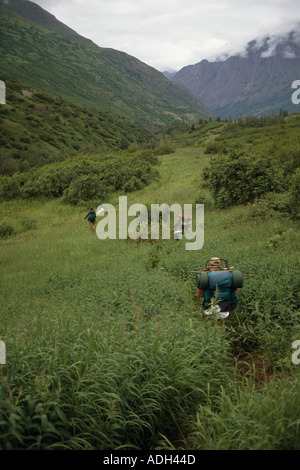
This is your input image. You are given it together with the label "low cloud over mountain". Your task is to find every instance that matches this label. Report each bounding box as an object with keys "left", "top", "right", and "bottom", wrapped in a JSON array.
[{"left": 170, "top": 26, "right": 300, "bottom": 119}]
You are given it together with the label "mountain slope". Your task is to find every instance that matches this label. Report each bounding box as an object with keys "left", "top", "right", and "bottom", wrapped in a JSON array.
[
  {"left": 0, "top": 0, "right": 211, "bottom": 128},
  {"left": 0, "top": 75, "right": 154, "bottom": 175},
  {"left": 171, "top": 30, "right": 300, "bottom": 119},
  {"left": 0, "top": 0, "right": 85, "bottom": 41}
]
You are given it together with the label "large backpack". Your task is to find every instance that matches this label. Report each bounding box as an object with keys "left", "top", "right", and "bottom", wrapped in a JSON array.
[
  {"left": 196, "top": 269, "right": 243, "bottom": 290},
  {"left": 196, "top": 260, "right": 243, "bottom": 310}
]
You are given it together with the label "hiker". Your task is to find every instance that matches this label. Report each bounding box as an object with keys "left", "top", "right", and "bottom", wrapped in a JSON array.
[
  {"left": 198, "top": 257, "right": 239, "bottom": 325},
  {"left": 173, "top": 214, "right": 192, "bottom": 240},
  {"left": 173, "top": 218, "right": 182, "bottom": 240},
  {"left": 84, "top": 208, "right": 96, "bottom": 231}
]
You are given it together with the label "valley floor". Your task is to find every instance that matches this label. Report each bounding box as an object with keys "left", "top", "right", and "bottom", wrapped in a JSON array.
[{"left": 0, "top": 147, "right": 299, "bottom": 450}]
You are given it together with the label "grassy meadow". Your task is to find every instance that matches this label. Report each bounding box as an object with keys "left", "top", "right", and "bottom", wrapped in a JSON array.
[{"left": 0, "top": 125, "right": 300, "bottom": 450}]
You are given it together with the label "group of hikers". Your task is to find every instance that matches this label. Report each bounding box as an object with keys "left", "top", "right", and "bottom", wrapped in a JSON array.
[{"left": 83, "top": 208, "right": 241, "bottom": 326}]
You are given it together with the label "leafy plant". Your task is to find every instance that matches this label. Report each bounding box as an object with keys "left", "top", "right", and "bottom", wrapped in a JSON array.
[
  {"left": 184, "top": 375, "right": 300, "bottom": 450},
  {"left": 288, "top": 167, "right": 300, "bottom": 220},
  {"left": 0, "top": 221, "right": 14, "bottom": 237},
  {"left": 203, "top": 150, "right": 286, "bottom": 208}
]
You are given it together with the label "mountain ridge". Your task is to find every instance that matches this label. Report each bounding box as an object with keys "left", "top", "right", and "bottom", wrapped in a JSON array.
[
  {"left": 0, "top": 0, "right": 211, "bottom": 128},
  {"left": 0, "top": 0, "right": 85, "bottom": 40},
  {"left": 170, "top": 29, "right": 300, "bottom": 119}
]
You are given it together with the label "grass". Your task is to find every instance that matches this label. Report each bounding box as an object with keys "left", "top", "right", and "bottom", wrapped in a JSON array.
[
  {"left": 185, "top": 375, "right": 300, "bottom": 450},
  {"left": 0, "top": 127, "right": 299, "bottom": 449},
  {"left": 129, "top": 147, "right": 211, "bottom": 205}
]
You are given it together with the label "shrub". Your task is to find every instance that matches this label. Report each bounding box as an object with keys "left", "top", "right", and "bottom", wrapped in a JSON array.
[
  {"left": 123, "top": 176, "right": 143, "bottom": 192},
  {"left": 0, "top": 175, "right": 21, "bottom": 200},
  {"left": 288, "top": 167, "right": 300, "bottom": 220},
  {"left": 194, "top": 189, "right": 214, "bottom": 210},
  {"left": 0, "top": 221, "right": 14, "bottom": 238},
  {"left": 204, "top": 141, "right": 220, "bottom": 154},
  {"left": 119, "top": 136, "right": 129, "bottom": 150},
  {"left": 262, "top": 192, "right": 291, "bottom": 215},
  {"left": 1, "top": 151, "right": 159, "bottom": 204},
  {"left": 153, "top": 143, "right": 175, "bottom": 156},
  {"left": 62, "top": 174, "right": 107, "bottom": 205},
  {"left": 203, "top": 150, "right": 286, "bottom": 209}
]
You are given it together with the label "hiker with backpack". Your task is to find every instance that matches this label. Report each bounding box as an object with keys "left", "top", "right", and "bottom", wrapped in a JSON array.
[
  {"left": 84, "top": 208, "right": 96, "bottom": 231},
  {"left": 196, "top": 257, "right": 242, "bottom": 326}
]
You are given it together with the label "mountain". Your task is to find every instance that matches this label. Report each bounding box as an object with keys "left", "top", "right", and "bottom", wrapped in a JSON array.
[
  {"left": 162, "top": 71, "right": 177, "bottom": 80},
  {"left": 0, "top": 0, "right": 85, "bottom": 40},
  {"left": 0, "top": 75, "right": 155, "bottom": 175},
  {"left": 170, "top": 29, "right": 300, "bottom": 119},
  {"left": 0, "top": 0, "right": 211, "bottom": 129}
]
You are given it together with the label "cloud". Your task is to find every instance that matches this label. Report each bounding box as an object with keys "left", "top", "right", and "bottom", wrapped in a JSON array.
[
  {"left": 231, "top": 21, "right": 300, "bottom": 60},
  {"left": 30, "top": 0, "right": 300, "bottom": 70},
  {"left": 282, "top": 46, "right": 297, "bottom": 59}
]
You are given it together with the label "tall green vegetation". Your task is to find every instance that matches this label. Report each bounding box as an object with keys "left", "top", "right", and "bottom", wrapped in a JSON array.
[
  {"left": 0, "top": 300, "right": 232, "bottom": 449},
  {"left": 185, "top": 376, "right": 300, "bottom": 450},
  {"left": 0, "top": 150, "right": 162, "bottom": 205},
  {"left": 0, "top": 192, "right": 299, "bottom": 449}
]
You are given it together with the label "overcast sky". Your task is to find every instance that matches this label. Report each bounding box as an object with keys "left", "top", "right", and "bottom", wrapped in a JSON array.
[{"left": 32, "top": 0, "right": 300, "bottom": 71}]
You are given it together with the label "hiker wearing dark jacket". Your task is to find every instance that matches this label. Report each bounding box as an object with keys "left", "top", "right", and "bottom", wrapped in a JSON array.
[{"left": 84, "top": 208, "right": 96, "bottom": 231}]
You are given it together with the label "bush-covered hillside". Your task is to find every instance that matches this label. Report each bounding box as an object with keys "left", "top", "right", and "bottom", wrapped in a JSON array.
[{"left": 0, "top": 76, "right": 154, "bottom": 175}]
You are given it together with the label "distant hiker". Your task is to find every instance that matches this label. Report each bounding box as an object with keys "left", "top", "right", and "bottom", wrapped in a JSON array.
[
  {"left": 84, "top": 208, "right": 96, "bottom": 231},
  {"left": 173, "top": 214, "right": 192, "bottom": 240},
  {"left": 197, "top": 257, "right": 242, "bottom": 326}
]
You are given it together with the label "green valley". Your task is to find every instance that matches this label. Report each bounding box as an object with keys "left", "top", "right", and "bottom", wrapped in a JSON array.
[
  {"left": 0, "top": 114, "right": 299, "bottom": 450},
  {"left": 0, "top": 0, "right": 299, "bottom": 453}
]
